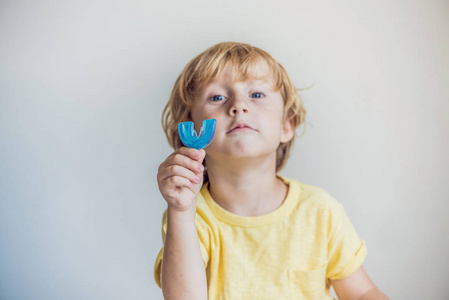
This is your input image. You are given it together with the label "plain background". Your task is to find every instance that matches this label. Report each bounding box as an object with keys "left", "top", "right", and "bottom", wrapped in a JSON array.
[{"left": 1, "top": 0, "right": 448, "bottom": 299}]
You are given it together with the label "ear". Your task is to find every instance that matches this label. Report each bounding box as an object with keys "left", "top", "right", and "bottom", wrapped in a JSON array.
[{"left": 280, "top": 117, "right": 294, "bottom": 143}]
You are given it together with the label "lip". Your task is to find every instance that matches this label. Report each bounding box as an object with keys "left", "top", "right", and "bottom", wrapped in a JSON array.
[{"left": 227, "top": 122, "right": 255, "bottom": 133}]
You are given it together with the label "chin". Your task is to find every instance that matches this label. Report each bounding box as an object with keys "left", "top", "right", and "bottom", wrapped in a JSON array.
[{"left": 226, "top": 146, "right": 269, "bottom": 160}]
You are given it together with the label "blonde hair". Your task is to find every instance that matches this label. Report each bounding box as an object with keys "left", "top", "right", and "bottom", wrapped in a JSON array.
[{"left": 162, "top": 42, "right": 307, "bottom": 179}]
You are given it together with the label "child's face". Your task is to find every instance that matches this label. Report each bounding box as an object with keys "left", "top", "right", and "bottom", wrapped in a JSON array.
[{"left": 189, "top": 62, "right": 294, "bottom": 162}]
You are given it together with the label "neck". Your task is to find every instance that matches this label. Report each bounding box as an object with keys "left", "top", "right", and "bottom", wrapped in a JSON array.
[{"left": 205, "top": 153, "right": 288, "bottom": 216}]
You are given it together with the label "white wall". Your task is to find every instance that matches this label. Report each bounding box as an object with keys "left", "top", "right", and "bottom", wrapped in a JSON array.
[{"left": 1, "top": 0, "right": 448, "bottom": 299}]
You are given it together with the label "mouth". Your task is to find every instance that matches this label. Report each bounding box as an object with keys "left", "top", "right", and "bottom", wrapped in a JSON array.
[{"left": 227, "top": 122, "right": 255, "bottom": 133}]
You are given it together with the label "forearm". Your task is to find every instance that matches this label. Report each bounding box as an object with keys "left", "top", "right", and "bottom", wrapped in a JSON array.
[
  {"left": 359, "top": 287, "right": 389, "bottom": 300},
  {"left": 161, "top": 207, "right": 207, "bottom": 300}
]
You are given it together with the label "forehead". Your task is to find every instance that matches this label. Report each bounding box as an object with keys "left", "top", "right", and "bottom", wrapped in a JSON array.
[{"left": 209, "top": 60, "right": 275, "bottom": 86}]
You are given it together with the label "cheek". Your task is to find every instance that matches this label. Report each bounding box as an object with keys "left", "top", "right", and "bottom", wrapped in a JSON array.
[
  {"left": 267, "top": 112, "right": 286, "bottom": 138},
  {"left": 189, "top": 116, "right": 202, "bottom": 135},
  {"left": 190, "top": 107, "right": 220, "bottom": 134},
  {"left": 263, "top": 105, "right": 283, "bottom": 122}
]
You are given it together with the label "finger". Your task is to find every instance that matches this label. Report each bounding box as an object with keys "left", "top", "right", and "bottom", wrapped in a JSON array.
[
  {"left": 164, "top": 152, "right": 205, "bottom": 174},
  {"left": 163, "top": 175, "right": 196, "bottom": 193},
  {"left": 195, "top": 149, "right": 206, "bottom": 163},
  {"left": 175, "top": 147, "right": 206, "bottom": 166},
  {"left": 159, "top": 164, "right": 202, "bottom": 185},
  {"left": 174, "top": 147, "right": 205, "bottom": 163}
]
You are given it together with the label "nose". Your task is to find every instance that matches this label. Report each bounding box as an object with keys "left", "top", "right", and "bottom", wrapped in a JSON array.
[{"left": 228, "top": 95, "right": 249, "bottom": 116}]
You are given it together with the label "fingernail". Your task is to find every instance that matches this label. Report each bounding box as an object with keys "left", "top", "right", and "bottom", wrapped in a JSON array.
[
  {"left": 195, "top": 175, "right": 201, "bottom": 182},
  {"left": 193, "top": 149, "right": 200, "bottom": 157},
  {"left": 197, "top": 164, "right": 204, "bottom": 172}
]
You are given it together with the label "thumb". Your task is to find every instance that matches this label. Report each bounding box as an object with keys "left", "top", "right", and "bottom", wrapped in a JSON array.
[{"left": 196, "top": 149, "right": 206, "bottom": 163}]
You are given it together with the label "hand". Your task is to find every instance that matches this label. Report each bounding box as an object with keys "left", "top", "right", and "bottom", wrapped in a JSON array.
[{"left": 157, "top": 147, "right": 206, "bottom": 212}]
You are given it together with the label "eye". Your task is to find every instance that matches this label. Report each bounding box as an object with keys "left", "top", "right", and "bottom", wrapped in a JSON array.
[
  {"left": 251, "top": 92, "right": 264, "bottom": 98},
  {"left": 211, "top": 95, "right": 226, "bottom": 102}
]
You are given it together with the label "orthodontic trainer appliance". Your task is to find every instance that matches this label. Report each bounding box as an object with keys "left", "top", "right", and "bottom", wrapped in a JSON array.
[{"left": 178, "top": 119, "right": 216, "bottom": 149}]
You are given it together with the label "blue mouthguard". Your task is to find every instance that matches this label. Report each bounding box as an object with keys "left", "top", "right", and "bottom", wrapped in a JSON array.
[{"left": 178, "top": 119, "right": 216, "bottom": 149}]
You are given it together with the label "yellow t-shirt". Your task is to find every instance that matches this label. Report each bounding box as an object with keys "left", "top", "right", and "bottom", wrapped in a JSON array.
[{"left": 154, "top": 176, "right": 367, "bottom": 300}]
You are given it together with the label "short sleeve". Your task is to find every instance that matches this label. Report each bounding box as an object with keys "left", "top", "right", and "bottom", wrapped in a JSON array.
[
  {"left": 153, "top": 209, "right": 211, "bottom": 288},
  {"left": 326, "top": 202, "right": 367, "bottom": 280}
]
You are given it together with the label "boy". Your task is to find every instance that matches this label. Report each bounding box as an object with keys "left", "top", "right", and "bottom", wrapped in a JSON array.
[{"left": 154, "top": 42, "right": 388, "bottom": 300}]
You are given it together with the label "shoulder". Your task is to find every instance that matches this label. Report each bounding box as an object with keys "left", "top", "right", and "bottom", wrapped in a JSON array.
[
  {"left": 279, "top": 176, "right": 349, "bottom": 231},
  {"left": 281, "top": 176, "right": 343, "bottom": 212}
]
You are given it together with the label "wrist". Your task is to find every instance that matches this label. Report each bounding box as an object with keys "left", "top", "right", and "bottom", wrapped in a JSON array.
[{"left": 167, "top": 205, "right": 196, "bottom": 222}]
